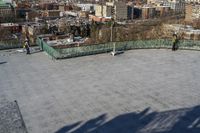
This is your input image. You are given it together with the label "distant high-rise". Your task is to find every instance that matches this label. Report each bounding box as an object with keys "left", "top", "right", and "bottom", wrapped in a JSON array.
[
  {"left": 106, "top": 0, "right": 128, "bottom": 20},
  {"left": 95, "top": 0, "right": 128, "bottom": 20}
]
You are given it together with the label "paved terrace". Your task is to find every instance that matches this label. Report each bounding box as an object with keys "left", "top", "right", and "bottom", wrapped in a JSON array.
[{"left": 0, "top": 49, "right": 200, "bottom": 133}]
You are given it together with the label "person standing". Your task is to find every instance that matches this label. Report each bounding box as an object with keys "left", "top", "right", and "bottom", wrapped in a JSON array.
[
  {"left": 26, "top": 35, "right": 30, "bottom": 47},
  {"left": 172, "top": 34, "right": 178, "bottom": 51},
  {"left": 24, "top": 39, "right": 30, "bottom": 54}
]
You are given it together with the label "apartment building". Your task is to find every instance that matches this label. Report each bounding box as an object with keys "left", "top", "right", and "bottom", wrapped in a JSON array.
[
  {"left": 163, "top": 0, "right": 185, "bottom": 13},
  {"left": 185, "top": 0, "right": 200, "bottom": 4},
  {"left": 95, "top": 1, "right": 127, "bottom": 20},
  {"left": 185, "top": 4, "right": 200, "bottom": 21},
  {"left": 0, "top": 0, "right": 15, "bottom": 22},
  {"left": 147, "top": 0, "right": 185, "bottom": 13}
]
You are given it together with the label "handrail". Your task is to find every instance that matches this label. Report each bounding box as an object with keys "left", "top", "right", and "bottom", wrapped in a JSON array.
[{"left": 36, "top": 38, "right": 200, "bottom": 59}]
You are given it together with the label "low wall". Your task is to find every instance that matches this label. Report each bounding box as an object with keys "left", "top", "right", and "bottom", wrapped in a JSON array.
[{"left": 36, "top": 37, "right": 200, "bottom": 59}]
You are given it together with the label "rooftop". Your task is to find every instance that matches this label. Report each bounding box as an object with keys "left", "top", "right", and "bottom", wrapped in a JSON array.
[
  {"left": 0, "top": 49, "right": 200, "bottom": 133},
  {"left": 0, "top": 101, "right": 27, "bottom": 133}
]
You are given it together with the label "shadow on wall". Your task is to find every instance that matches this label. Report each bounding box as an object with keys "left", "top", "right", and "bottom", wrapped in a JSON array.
[{"left": 55, "top": 106, "right": 200, "bottom": 133}]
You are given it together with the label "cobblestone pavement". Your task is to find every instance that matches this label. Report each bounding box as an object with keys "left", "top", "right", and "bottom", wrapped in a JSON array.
[{"left": 0, "top": 49, "right": 200, "bottom": 133}]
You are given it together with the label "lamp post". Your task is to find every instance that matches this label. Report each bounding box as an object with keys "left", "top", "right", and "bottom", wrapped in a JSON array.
[{"left": 110, "top": 20, "right": 116, "bottom": 56}]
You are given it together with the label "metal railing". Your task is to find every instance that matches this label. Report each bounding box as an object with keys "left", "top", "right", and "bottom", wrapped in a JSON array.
[{"left": 36, "top": 37, "right": 200, "bottom": 59}]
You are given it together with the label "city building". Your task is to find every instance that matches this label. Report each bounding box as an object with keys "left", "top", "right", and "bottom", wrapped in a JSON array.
[
  {"left": 127, "top": 2, "right": 134, "bottom": 20},
  {"left": 58, "top": 4, "right": 73, "bottom": 11},
  {"left": 185, "top": 4, "right": 200, "bottom": 22},
  {"left": 0, "top": 23, "right": 20, "bottom": 33},
  {"left": 0, "top": 0, "right": 16, "bottom": 22},
  {"left": 185, "top": 4, "right": 193, "bottom": 21},
  {"left": 38, "top": 3, "right": 59, "bottom": 10},
  {"left": 38, "top": 0, "right": 57, "bottom": 4},
  {"left": 106, "top": 1, "right": 127, "bottom": 20},
  {"left": 95, "top": 4, "right": 112, "bottom": 17},
  {"left": 79, "top": 11, "right": 89, "bottom": 18},
  {"left": 133, "top": 6, "right": 142, "bottom": 18},
  {"left": 147, "top": 0, "right": 185, "bottom": 14},
  {"left": 185, "top": 0, "right": 200, "bottom": 4},
  {"left": 42, "top": 10, "right": 61, "bottom": 18},
  {"left": 95, "top": 4, "right": 105, "bottom": 17},
  {"left": 27, "top": 23, "right": 45, "bottom": 36},
  {"left": 163, "top": 0, "right": 185, "bottom": 13},
  {"left": 89, "top": 15, "right": 112, "bottom": 22},
  {"left": 25, "top": 10, "right": 40, "bottom": 21},
  {"left": 142, "top": 6, "right": 156, "bottom": 19},
  {"left": 95, "top": 0, "right": 127, "bottom": 20},
  {"left": 76, "top": 3, "right": 95, "bottom": 12},
  {"left": 156, "top": 6, "right": 170, "bottom": 17}
]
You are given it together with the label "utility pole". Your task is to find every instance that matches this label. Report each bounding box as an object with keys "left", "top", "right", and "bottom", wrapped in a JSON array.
[{"left": 110, "top": 21, "right": 113, "bottom": 42}]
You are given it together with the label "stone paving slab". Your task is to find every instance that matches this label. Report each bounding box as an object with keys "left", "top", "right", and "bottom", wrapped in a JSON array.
[{"left": 0, "top": 49, "right": 200, "bottom": 133}]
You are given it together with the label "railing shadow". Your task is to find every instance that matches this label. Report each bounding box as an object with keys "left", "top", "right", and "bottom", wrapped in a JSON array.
[
  {"left": 0, "top": 61, "right": 7, "bottom": 65},
  {"left": 55, "top": 105, "right": 200, "bottom": 133}
]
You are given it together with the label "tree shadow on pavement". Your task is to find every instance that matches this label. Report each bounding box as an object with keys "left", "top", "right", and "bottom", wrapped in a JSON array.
[{"left": 55, "top": 106, "right": 200, "bottom": 133}]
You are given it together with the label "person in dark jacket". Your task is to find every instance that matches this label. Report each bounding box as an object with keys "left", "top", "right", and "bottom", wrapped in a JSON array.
[
  {"left": 172, "top": 34, "right": 178, "bottom": 51},
  {"left": 26, "top": 35, "right": 30, "bottom": 47},
  {"left": 24, "top": 39, "right": 30, "bottom": 54}
]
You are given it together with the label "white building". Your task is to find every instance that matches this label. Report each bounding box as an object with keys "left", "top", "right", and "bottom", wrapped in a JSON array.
[
  {"left": 106, "top": 1, "right": 127, "bottom": 20},
  {"left": 147, "top": 0, "right": 185, "bottom": 13},
  {"left": 76, "top": 4, "right": 95, "bottom": 12},
  {"left": 95, "top": 0, "right": 127, "bottom": 20},
  {"left": 184, "top": 0, "right": 200, "bottom": 4}
]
